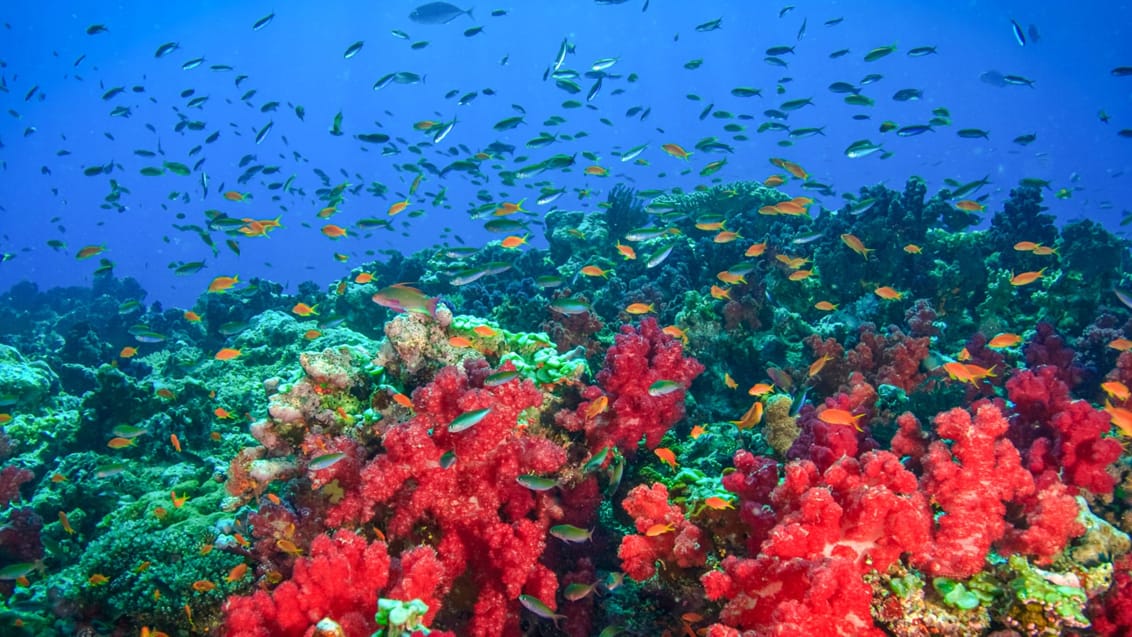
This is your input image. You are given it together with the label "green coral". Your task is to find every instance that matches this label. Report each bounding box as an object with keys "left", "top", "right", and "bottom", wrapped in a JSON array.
[
  {"left": 999, "top": 554, "right": 1089, "bottom": 635},
  {"left": 451, "top": 315, "right": 587, "bottom": 385},
  {"left": 373, "top": 598, "right": 431, "bottom": 637},
  {"left": 932, "top": 573, "right": 999, "bottom": 610}
]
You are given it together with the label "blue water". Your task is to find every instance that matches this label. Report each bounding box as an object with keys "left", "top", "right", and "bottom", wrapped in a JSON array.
[{"left": 1, "top": 0, "right": 1129, "bottom": 307}]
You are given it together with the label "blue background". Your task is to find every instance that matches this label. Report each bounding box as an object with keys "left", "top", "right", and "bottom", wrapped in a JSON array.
[{"left": 1, "top": 0, "right": 1129, "bottom": 308}]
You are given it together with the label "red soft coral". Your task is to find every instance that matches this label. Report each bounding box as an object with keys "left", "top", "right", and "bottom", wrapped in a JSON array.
[
  {"left": 703, "top": 452, "right": 928, "bottom": 636},
  {"left": 322, "top": 362, "right": 569, "bottom": 637},
  {"left": 618, "top": 483, "right": 709, "bottom": 581},
  {"left": 559, "top": 318, "right": 703, "bottom": 453},
  {"left": 914, "top": 403, "right": 1035, "bottom": 578},
  {"left": 224, "top": 530, "right": 394, "bottom": 637}
]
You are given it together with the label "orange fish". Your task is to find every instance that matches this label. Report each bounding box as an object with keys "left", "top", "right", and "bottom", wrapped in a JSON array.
[
  {"left": 1104, "top": 401, "right": 1132, "bottom": 436},
  {"left": 702, "top": 496, "right": 734, "bottom": 511},
  {"left": 748, "top": 382, "right": 773, "bottom": 396},
  {"left": 645, "top": 522, "right": 675, "bottom": 536},
  {"left": 713, "top": 230, "right": 740, "bottom": 244},
  {"left": 874, "top": 286, "right": 904, "bottom": 300},
  {"left": 199, "top": 543, "right": 214, "bottom": 555},
  {"left": 207, "top": 275, "right": 239, "bottom": 293},
  {"left": 153, "top": 506, "right": 167, "bottom": 519},
  {"left": 776, "top": 254, "right": 809, "bottom": 269},
  {"left": 1010, "top": 269, "right": 1045, "bottom": 286},
  {"left": 76, "top": 245, "right": 106, "bottom": 260},
  {"left": 223, "top": 191, "right": 247, "bottom": 202},
  {"left": 583, "top": 165, "right": 608, "bottom": 176},
  {"left": 771, "top": 157, "right": 808, "bottom": 179},
  {"left": 774, "top": 201, "right": 807, "bottom": 215},
  {"left": 191, "top": 580, "right": 215, "bottom": 593},
  {"left": 730, "top": 401, "right": 764, "bottom": 429},
  {"left": 88, "top": 574, "right": 110, "bottom": 586},
  {"left": 494, "top": 199, "right": 527, "bottom": 215},
  {"left": 662, "top": 325, "right": 688, "bottom": 343},
  {"left": 392, "top": 392, "right": 414, "bottom": 409},
  {"left": 266, "top": 493, "right": 282, "bottom": 505},
  {"left": 654, "top": 447, "right": 678, "bottom": 469},
  {"left": 50, "top": 472, "right": 67, "bottom": 483},
  {"left": 723, "top": 373, "right": 738, "bottom": 390},
  {"left": 214, "top": 407, "right": 231, "bottom": 419},
  {"left": 119, "top": 346, "right": 138, "bottom": 358},
  {"left": 227, "top": 563, "right": 248, "bottom": 583},
  {"left": 170, "top": 433, "right": 182, "bottom": 452},
  {"left": 291, "top": 303, "right": 318, "bottom": 317},
  {"left": 1109, "top": 338, "right": 1132, "bottom": 352},
  {"left": 585, "top": 395, "right": 609, "bottom": 419},
  {"left": 321, "top": 224, "right": 347, "bottom": 238},
  {"left": 987, "top": 333, "right": 1022, "bottom": 349},
  {"left": 840, "top": 233, "right": 874, "bottom": 259},
  {"left": 472, "top": 325, "right": 497, "bottom": 337},
  {"left": 615, "top": 242, "right": 637, "bottom": 260},
  {"left": 317, "top": 206, "right": 337, "bottom": 219},
  {"left": 1102, "top": 381, "right": 1131, "bottom": 403},
  {"left": 107, "top": 437, "right": 136, "bottom": 449},
  {"left": 171, "top": 491, "right": 189, "bottom": 508},
  {"left": 957, "top": 347, "right": 972, "bottom": 361},
  {"left": 717, "top": 271, "right": 746, "bottom": 285},
  {"left": 276, "top": 538, "right": 303, "bottom": 556},
  {"left": 954, "top": 199, "right": 985, "bottom": 212},
  {"left": 661, "top": 143, "right": 691, "bottom": 159},
  {"left": 758, "top": 204, "right": 781, "bottom": 216},
  {"left": 817, "top": 408, "right": 865, "bottom": 431},
  {"left": 1032, "top": 245, "right": 1057, "bottom": 256},
  {"left": 710, "top": 285, "right": 730, "bottom": 300},
  {"left": 788, "top": 269, "right": 814, "bottom": 281},
  {"left": 580, "top": 265, "right": 611, "bottom": 278},
  {"left": 745, "top": 242, "right": 767, "bottom": 257},
  {"left": 625, "top": 303, "right": 655, "bottom": 315},
  {"left": 156, "top": 388, "right": 176, "bottom": 400},
  {"left": 814, "top": 301, "right": 838, "bottom": 311},
  {"left": 808, "top": 354, "right": 834, "bottom": 378},
  {"left": 354, "top": 272, "right": 375, "bottom": 284},
  {"left": 448, "top": 336, "right": 474, "bottom": 348},
  {"left": 1014, "top": 241, "right": 1041, "bottom": 252},
  {"left": 183, "top": 310, "right": 202, "bottom": 322},
  {"left": 214, "top": 348, "right": 242, "bottom": 361},
  {"left": 942, "top": 362, "right": 976, "bottom": 384},
  {"left": 59, "top": 511, "right": 75, "bottom": 535},
  {"left": 501, "top": 234, "right": 528, "bottom": 249},
  {"left": 903, "top": 243, "right": 922, "bottom": 254},
  {"left": 388, "top": 199, "right": 410, "bottom": 216},
  {"left": 695, "top": 220, "right": 726, "bottom": 232},
  {"left": 763, "top": 174, "right": 786, "bottom": 187},
  {"left": 690, "top": 425, "right": 706, "bottom": 439}
]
